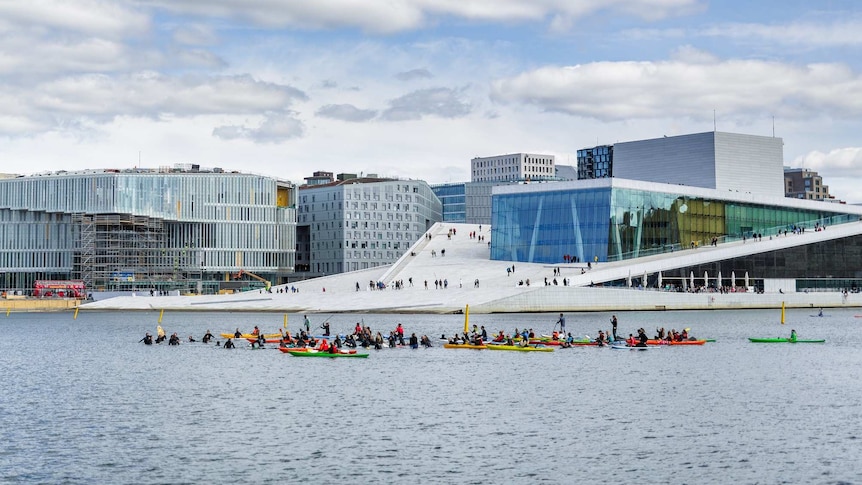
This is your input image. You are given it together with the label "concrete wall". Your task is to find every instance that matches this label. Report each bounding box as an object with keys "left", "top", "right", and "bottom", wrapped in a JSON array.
[{"left": 613, "top": 132, "right": 717, "bottom": 189}]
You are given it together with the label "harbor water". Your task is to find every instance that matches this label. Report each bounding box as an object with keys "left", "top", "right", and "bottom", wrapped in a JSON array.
[{"left": 1, "top": 308, "right": 860, "bottom": 484}]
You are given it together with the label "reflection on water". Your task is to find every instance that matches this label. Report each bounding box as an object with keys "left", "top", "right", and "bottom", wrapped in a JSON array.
[{"left": 1, "top": 309, "right": 861, "bottom": 484}]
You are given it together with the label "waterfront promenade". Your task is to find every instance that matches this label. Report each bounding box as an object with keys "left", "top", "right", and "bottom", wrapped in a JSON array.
[{"left": 80, "top": 222, "right": 862, "bottom": 314}]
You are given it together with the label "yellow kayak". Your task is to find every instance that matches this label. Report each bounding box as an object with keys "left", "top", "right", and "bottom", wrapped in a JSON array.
[{"left": 486, "top": 344, "right": 554, "bottom": 352}]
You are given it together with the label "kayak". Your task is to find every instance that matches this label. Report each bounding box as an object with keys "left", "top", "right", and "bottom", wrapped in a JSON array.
[
  {"left": 246, "top": 338, "right": 287, "bottom": 344},
  {"left": 221, "top": 332, "right": 282, "bottom": 340},
  {"left": 611, "top": 344, "right": 653, "bottom": 350},
  {"left": 443, "top": 343, "right": 486, "bottom": 349},
  {"left": 286, "top": 350, "right": 368, "bottom": 358},
  {"left": 646, "top": 339, "right": 707, "bottom": 346},
  {"left": 748, "top": 338, "right": 825, "bottom": 343},
  {"left": 279, "top": 347, "right": 358, "bottom": 354},
  {"left": 486, "top": 344, "right": 554, "bottom": 352}
]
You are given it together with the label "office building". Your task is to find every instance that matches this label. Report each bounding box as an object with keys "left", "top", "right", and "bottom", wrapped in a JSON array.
[
  {"left": 297, "top": 173, "right": 441, "bottom": 275},
  {"left": 577, "top": 145, "right": 613, "bottom": 179},
  {"left": 784, "top": 167, "right": 835, "bottom": 201},
  {"left": 0, "top": 166, "right": 296, "bottom": 295},
  {"left": 471, "top": 153, "right": 556, "bottom": 182}
]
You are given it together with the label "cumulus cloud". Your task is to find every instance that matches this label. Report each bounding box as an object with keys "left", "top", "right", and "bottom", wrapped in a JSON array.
[
  {"left": 213, "top": 113, "right": 305, "bottom": 143},
  {"left": 380, "top": 87, "right": 472, "bottom": 121},
  {"left": 173, "top": 24, "right": 219, "bottom": 46},
  {"left": 793, "top": 148, "right": 862, "bottom": 177},
  {"left": 316, "top": 104, "right": 378, "bottom": 122},
  {"left": 0, "top": 72, "right": 307, "bottom": 136},
  {"left": 141, "top": 0, "right": 701, "bottom": 33},
  {"left": 396, "top": 68, "right": 434, "bottom": 81},
  {"left": 491, "top": 59, "right": 862, "bottom": 122},
  {"left": 0, "top": 0, "right": 149, "bottom": 38}
]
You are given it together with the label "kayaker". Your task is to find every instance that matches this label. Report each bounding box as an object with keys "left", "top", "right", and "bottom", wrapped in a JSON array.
[
  {"left": 420, "top": 335, "right": 432, "bottom": 347},
  {"left": 328, "top": 343, "right": 339, "bottom": 354},
  {"left": 409, "top": 333, "right": 419, "bottom": 349},
  {"left": 626, "top": 334, "right": 636, "bottom": 347},
  {"left": 333, "top": 335, "right": 342, "bottom": 348},
  {"left": 252, "top": 326, "right": 260, "bottom": 336},
  {"left": 140, "top": 333, "right": 153, "bottom": 345},
  {"left": 224, "top": 338, "right": 235, "bottom": 349},
  {"left": 354, "top": 322, "right": 362, "bottom": 335},
  {"left": 636, "top": 328, "right": 648, "bottom": 347},
  {"left": 321, "top": 321, "right": 331, "bottom": 336},
  {"left": 318, "top": 338, "right": 330, "bottom": 352},
  {"left": 480, "top": 326, "right": 488, "bottom": 341},
  {"left": 790, "top": 329, "right": 798, "bottom": 342},
  {"left": 156, "top": 325, "right": 166, "bottom": 343},
  {"left": 234, "top": 328, "right": 242, "bottom": 338},
  {"left": 202, "top": 330, "right": 214, "bottom": 343},
  {"left": 168, "top": 333, "right": 180, "bottom": 345},
  {"left": 596, "top": 330, "right": 605, "bottom": 347}
]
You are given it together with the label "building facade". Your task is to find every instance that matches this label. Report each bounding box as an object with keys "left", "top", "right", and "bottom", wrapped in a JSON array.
[
  {"left": 577, "top": 145, "right": 613, "bottom": 180},
  {"left": 784, "top": 167, "right": 834, "bottom": 201},
  {"left": 609, "top": 131, "right": 785, "bottom": 197},
  {"left": 471, "top": 153, "right": 556, "bottom": 183},
  {"left": 431, "top": 183, "right": 466, "bottom": 222},
  {"left": 297, "top": 174, "right": 442, "bottom": 275},
  {"left": 0, "top": 167, "right": 296, "bottom": 295},
  {"left": 490, "top": 178, "right": 862, "bottom": 265}
]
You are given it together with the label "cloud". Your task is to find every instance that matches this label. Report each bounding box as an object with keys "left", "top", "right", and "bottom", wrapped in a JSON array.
[
  {"left": 627, "top": 19, "right": 862, "bottom": 49},
  {"left": 0, "top": 72, "right": 307, "bottom": 136},
  {"left": 380, "top": 87, "right": 472, "bottom": 121},
  {"left": 213, "top": 113, "right": 305, "bottom": 143},
  {"left": 396, "top": 68, "right": 434, "bottom": 81},
  {"left": 491, "top": 59, "right": 862, "bottom": 122},
  {"left": 0, "top": 0, "right": 149, "bottom": 38},
  {"left": 316, "top": 104, "right": 378, "bottom": 122},
  {"left": 793, "top": 147, "right": 862, "bottom": 177},
  {"left": 141, "top": 0, "right": 701, "bottom": 33},
  {"left": 172, "top": 24, "right": 219, "bottom": 46}
]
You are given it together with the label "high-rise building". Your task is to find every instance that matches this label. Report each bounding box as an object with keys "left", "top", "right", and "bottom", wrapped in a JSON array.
[
  {"left": 0, "top": 166, "right": 296, "bottom": 295},
  {"left": 785, "top": 167, "right": 834, "bottom": 201},
  {"left": 296, "top": 173, "right": 441, "bottom": 275},
  {"left": 471, "top": 153, "right": 556, "bottom": 182},
  {"left": 431, "top": 183, "right": 466, "bottom": 223}
]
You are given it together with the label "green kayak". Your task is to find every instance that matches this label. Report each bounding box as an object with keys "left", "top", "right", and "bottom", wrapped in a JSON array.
[
  {"left": 748, "top": 338, "right": 825, "bottom": 343},
  {"left": 287, "top": 350, "right": 369, "bottom": 358}
]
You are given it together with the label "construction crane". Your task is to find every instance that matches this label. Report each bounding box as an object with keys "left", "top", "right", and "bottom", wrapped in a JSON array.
[{"left": 233, "top": 269, "right": 272, "bottom": 291}]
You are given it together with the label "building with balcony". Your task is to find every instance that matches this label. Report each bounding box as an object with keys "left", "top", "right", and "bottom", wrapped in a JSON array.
[{"left": 785, "top": 167, "right": 835, "bottom": 201}]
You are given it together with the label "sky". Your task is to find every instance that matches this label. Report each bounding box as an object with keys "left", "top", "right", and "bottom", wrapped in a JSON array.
[{"left": 2, "top": 1, "right": 862, "bottom": 201}]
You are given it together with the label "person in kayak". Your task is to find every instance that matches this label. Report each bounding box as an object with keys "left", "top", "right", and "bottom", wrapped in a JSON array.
[
  {"left": 224, "top": 338, "right": 235, "bottom": 349},
  {"left": 140, "top": 333, "right": 153, "bottom": 345},
  {"left": 202, "top": 330, "right": 214, "bottom": 343},
  {"left": 790, "top": 329, "right": 798, "bottom": 342},
  {"left": 596, "top": 330, "right": 606, "bottom": 347},
  {"left": 480, "top": 326, "right": 488, "bottom": 341},
  {"left": 321, "top": 321, "right": 331, "bottom": 336},
  {"left": 251, "top": 326, "right": 260, "bottom": 336},
  {"left": 636, "top": 328, "right": 648, "bottom": 347},
  {"left": 328, "top": 342, "right": 339, "bottom": 354},
  {"left": 626, "top": 334, "right": 636, "bottom": 347}
]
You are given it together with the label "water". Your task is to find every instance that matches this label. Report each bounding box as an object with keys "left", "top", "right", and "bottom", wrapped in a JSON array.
[{"left": 1, "top": 308, "right": 860, "bottom": 484}]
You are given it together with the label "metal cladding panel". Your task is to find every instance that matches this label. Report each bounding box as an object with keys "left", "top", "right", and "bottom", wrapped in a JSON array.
[
  {"left": 714, "top": 132, "right": 784, "bottom": 198},
  {"left": 613, "top": 132, "right": 718, "bottom": 189}
]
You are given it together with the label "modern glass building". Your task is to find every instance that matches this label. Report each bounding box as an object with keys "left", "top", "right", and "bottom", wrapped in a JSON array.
[
  {"left": 491, "top": 178, "right": 862, "bottom": 265},
  {"left": 431, "top": 183, "right": 466, "bottom": 222},
  {"left": 0, "top": 167, "right": 296, "bottom": 295},
  {"left": 577, "top": 145, "right": 613, "bottom": 180}
]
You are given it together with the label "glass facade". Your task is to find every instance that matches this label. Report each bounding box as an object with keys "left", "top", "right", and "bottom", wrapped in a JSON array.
[
  {"left": 0, "top": 169, "right": 296, "bottom": 294},
  {"left": 432, "top": 183, "right": 466, "bottom": 222},
  {"left": 577, "top": 145, "right": 613, "bottom": 180},
  {"left": 491, "top": 184, "right": 861, "bottom": 264}
]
